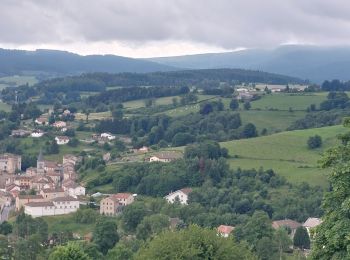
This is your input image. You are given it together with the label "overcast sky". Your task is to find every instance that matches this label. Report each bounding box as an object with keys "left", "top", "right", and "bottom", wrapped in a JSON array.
[{"left": 1, "top": 0, "right": 350, "bottom": 58}]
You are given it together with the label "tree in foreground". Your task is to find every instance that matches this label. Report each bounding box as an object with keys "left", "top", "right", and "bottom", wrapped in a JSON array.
[
  {"left": 49, "top": 242, "right": 91, "bottom": 260},
  {"left": 312, "top": 118, "right": 350, "bottom": 259},
  {"left": 106, "top": 243, "right": 134, "bottom": 260},
  {"left": 93, "top": 218, "right": 119, "bottom": 254},
  {"left": 135, "top": 225, "right": 257, "bottom": 260},
  {"left": 293, "top": 226, "right": 310, "bottom": 250}
]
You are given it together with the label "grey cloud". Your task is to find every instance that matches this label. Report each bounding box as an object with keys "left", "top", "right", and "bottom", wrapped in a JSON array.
[{"left": 1, "top": 0, "right": 350, "bottom": 49}]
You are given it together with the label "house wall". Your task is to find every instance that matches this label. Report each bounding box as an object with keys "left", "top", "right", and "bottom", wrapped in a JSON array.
[
  {"left": 67, "top": 187, "right": 86, "bottom": 197},
  {"left": 165, "top": 191, "right": 188, "bottom": 205},
  {"left": 53, "top": 200, "right": 79, "bottom": 215},
  {"left": 16, "top": 197, "right": 44, "bottom": 211},
  {"left": 25, "top": 205, "right": 55, "bottom": 217},
  {"left": 40, "top": 191, "right": 66, "bottom": 200},
  {"left": 100, "top": 198, "right": 118, "bottom": 216},
  {"left": 117, "top": 195, "right": 134, "bottom": 206},
  {"left": 24, "top": 201, "right": 79, "bottom": 217}
]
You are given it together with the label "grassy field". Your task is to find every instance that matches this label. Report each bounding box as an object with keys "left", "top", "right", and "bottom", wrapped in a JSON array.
[
  {"left": 221, "top": 125, "right": 347, "bottom": 187},
  {"left": 0, "top": 75, "right": 38, "bottom": 87},
  {"left": 0, "top": 101, "right": 11, "bottom": 112},
  {"left": 18, "top": 136, "right": 99, "bottom": 162},
  {"left": 240, "top": 110, "right": 306, "bottom": 133},
  {"left": 43, "top": 213, "right": 95, "bottom": 236},
  {"left": 123, "top": 96, "right": 180, "bottom": 109},
  {"left": 251, "top": 93, "right": 327, "bottom": 111},
  {"left": 124, "top": 94, "right": 217, "bottom": 111},
  {"left": 75, "top": 111, "right": 112, "bottom": 121}
]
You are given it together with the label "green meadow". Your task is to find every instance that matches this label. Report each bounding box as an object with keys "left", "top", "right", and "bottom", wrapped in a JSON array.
[{"left": 221, "top": 125, "right": 347, "bottom": 187}]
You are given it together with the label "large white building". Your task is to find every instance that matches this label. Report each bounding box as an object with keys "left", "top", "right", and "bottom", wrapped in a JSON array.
[
  {"left": 24, "top": 196, "right": 79, "bottom": 217},
  {"left": 164, "top": 188, "right": 192, "bottom": 205}
]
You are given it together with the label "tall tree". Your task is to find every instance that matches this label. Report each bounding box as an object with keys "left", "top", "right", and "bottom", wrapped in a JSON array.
[
  {"left": 49, "top": 242, "right": 91, "bottom": 260},
  {"left": 93, "top": 218, "right": 119, "bottom": 254},
  {"left": 230, "top": 99, "right": 239, "bottom": 110},
  {"left": 135, "top": 225, "right": 256, "bottom": 260},
  {"left": 312, "top": 118, "right": 350, "bottom": 258},
  {"left": 293, "top": 226, "right": 310, "bottom": 250}
]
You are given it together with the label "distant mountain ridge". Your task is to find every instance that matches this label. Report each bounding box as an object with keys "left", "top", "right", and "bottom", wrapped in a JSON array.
[
  {"left": 148, "top": 45, "right": 350, "bottom": 83},
  {"left": 0, "top": 48, "right": 177, "bottom": 77}
]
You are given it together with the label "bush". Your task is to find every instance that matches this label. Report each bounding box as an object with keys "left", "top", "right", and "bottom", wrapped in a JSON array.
[{"left": 307, "top": 135, "right": 322, "bottom": 149}]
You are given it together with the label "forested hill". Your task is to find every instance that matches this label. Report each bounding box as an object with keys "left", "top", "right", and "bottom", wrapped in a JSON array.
[
  {"left": 35, "top": 68, "right": 305, "bottom": 91},
  {"left": 149, "top": 45, "right": 350, "bottom": 83},
  {"left": 0, "top": 48, "right": 176, "bottom": 77}
]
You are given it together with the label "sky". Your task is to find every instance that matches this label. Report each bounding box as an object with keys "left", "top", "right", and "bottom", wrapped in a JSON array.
[{"left": 1, "top": 0, "right": 350, "bottom": 58}]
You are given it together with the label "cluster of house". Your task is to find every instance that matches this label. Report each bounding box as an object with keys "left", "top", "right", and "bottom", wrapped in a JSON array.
[
  {"left": 0, "top": 152, "right": 85, "bottom": 217},
  {"left": 162, "top": 186, "right": 322, "bottom": 239},
  {"left": 216, "top": 218, "right": 322, "bottom": 238},
  {"left": 234, "top": 85, "right": 306, "bottom": 101},
  {"left": 12, "top": 128, "right": 70, "bottom": 145},
  {"left": 11, "top": 110, "right": 74, "bottom": 145},
  {"left": 235, "top": 88, "right": 259, "bottom": 101}
]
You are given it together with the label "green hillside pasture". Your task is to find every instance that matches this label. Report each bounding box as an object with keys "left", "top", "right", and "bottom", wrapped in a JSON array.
[
  {"left": 124, "top": 94, "right": 217, "bottom": 111},
  {"left": 43, "top": 214, "right": 95, "bottom": 236},
  {"left": 123, "top": 96, "right": 181, "bottom": 110},
  {"left": 251, "top": 93, "right": 327, "bottom": 111},
  {"left": 0, "top": 101, "right": 11, "bottom": 112},
  {"left": 18, "top": 136, "right": 97, "bottom": 162},
  {"left": 0, "top": 75, "right": 38, "bottom": 86},
  {"left": 75, "top": 111, "right": 112, "bottom": 121},
  {"left": 221, "top": 125, "right": 347, "bottom": 187},
  {"left": 240, "top": 110, "right": 306, "bottom": 134}
]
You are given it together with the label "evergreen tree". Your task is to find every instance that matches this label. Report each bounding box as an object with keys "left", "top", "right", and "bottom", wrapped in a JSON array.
[
  {"left": 312, "top": 118, "right": 350, "bottom": 258},
  {"left": 93, "top": 218, "right": 119, "bottom": 254},
  {"left": 293, "top": 226, "right": 310, "bottom": 250},
  {"left": 230, "top": 99, "right": 239, "bottom": 110}
]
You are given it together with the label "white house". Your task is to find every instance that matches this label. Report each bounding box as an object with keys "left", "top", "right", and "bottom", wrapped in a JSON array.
[
  {"left": 55, "top": 136, "right": 70, "bottom": 145},
  {"left": 24, "top": 196, "right": 80, "bottom": 217},
  {"left": 35, "top": 117, "right": 48, "bottom": 125},
  {"left": 164, "top": 188, "right": 192, "bottom": 205},
  {"left": 63, "top": 109, "right": 71, "bottom": 115},
  {"left": 138, "top": 146, "right": 149, "bottom": 153},
  {"left": 149, "top": 152, "right": 181, "bottom": 163},
  {"left": 100, "top": 132, "right": 116, "bottom": 140},
  {"left": 31, "top": 130, "right": 44, "bottom": 138},
  {"left": 24, "top": 201, "right": 56, "bottom": 217}
]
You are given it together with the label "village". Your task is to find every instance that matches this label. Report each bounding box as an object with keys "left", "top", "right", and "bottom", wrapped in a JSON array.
[{"left": 0, "top": 149, "right": 323, "bottom": 245}]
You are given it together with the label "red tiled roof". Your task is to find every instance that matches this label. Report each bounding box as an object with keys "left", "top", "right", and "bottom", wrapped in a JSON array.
[
  {"left": 51, "top": 196, "right": 79, "bottom": 202},
  {"left": 25, "top": 201, "right": 54, "bottom": 207},
  {"left": 303, "top": 218, "right": 322, "bottom": 228},
  {"left": 217, "top": 225, "right": 235, "bottom": 234},
  {"left": 18, "top": 195, "right": 44, "bottom": 200},
  {"left": 113, "top": 193, "right": 133, "bottom": 200},
  {"left": 180, "top": 188, "right": 192, "bottom": 195},
  {"left": 272, "top": 219, "right": 302, "bottom": 230},
  {"left": 42, "top": 188, "right": 64, "bottom": 193}
]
